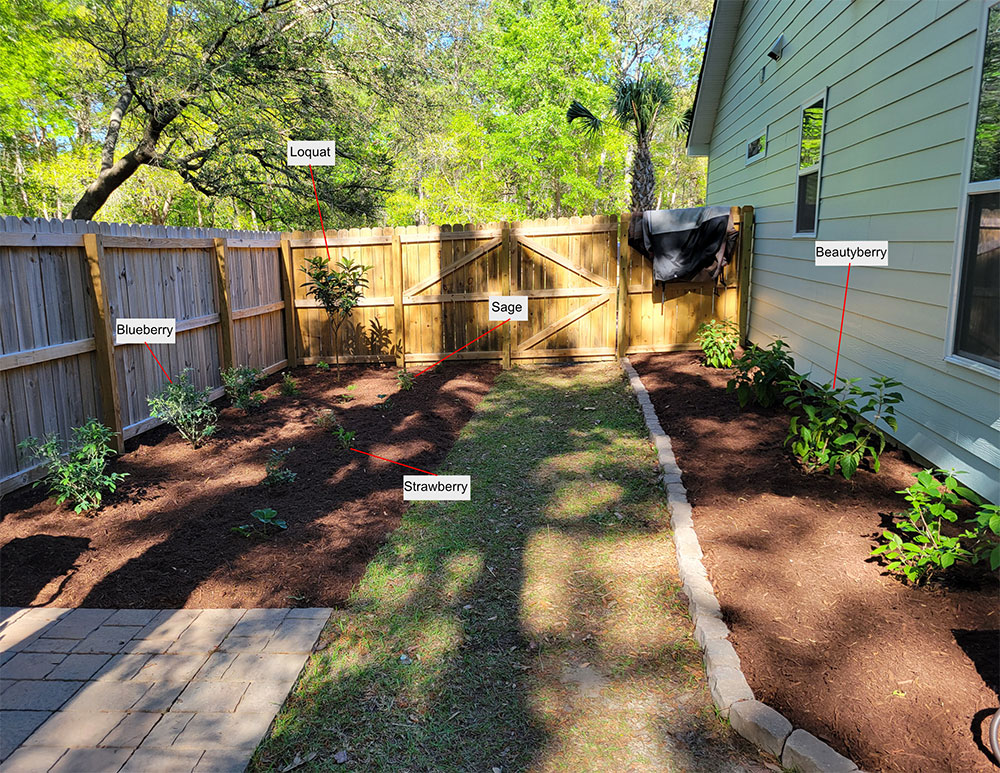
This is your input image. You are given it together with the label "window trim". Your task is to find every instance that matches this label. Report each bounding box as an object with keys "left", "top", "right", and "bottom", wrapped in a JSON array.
[
  {"left": 793, "top": 89, "right": 828, "bottom": 236},
  {"left": 944, "top": 0, "right": 1000, "bottom": 378},
  {"left": 745, "top": 127, "right": 767, "bottom": 165}
]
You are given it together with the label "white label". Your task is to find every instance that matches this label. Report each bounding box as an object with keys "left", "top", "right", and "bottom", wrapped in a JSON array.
[
  {"left": 815, "top": 241, "right": 888, "bottom": 266},
  {"left": 403, "top": 475, "right": 471, "bottom": 500},
  {"left": 286, "top": 140, "right": 336, "bottom": 166},
  {"left": 115, "top": 318, "right": 176, "bottom": 344},
  {"left": 489, "top": 296, "right": 528, "bottom": 321}
]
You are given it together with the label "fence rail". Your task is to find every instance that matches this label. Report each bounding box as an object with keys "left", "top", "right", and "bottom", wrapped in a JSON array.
[{"left": 0, "top": 207, "right": 753, "bottom": 495}]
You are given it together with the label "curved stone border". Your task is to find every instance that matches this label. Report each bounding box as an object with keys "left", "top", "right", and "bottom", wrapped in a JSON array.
[{"left": 622, "top": 358, "right": 866, "bottom": 773}]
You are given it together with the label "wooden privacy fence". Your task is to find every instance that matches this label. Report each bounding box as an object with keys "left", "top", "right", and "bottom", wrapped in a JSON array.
[{"left": 0, "top": 207, "right": 753, "bottom": 495}]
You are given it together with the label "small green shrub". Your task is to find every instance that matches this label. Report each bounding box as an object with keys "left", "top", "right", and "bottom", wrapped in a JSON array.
[
  {"left": 148, "top": 369, "right": 217, "bottom": 448},
  {"left": 313, "top": 410, "right": 355, "bottom": 448},
  {"left": 333, "top": 426, "right": 356, "bottom": 449},
  {"left": 18, "top": 419, "right": 128, "bottom": 514},
  {"left": 280, "top": 372, "right": 299, "bottom": 396},
  {"left": 377, "top": 395, "right": 393, "bottom": 412},
  {"left": 696, "top": 319, "right": 740, "bottom": 368},
  {"left": 337, "top": 393, "right": 354, "bottom": 403},
  {"left": 726, "top": 339, "right": 794, "bottom": 408},
  {"left": 871, "top": 469, "right": 999, "bottom": 584},
  {"left": 263, "top": 448, "right": 297, "bottom": 487},
  {"left": 221, "top": 365, "right": 263, "bottom": 412},
  {"left": 781, "top": 374, "right": 903, "bottom": 479},
  {"left": 396, "top": 369, "right": 415, "bottom": 390},
  {"left": 316, "top": 360, "right": 330, "bottom": 371},
  {"left": 232, "top": 507, "right": 287, "bottom": 537}
]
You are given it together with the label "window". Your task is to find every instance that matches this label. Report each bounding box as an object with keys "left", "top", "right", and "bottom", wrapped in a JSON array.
[
  {"left": 952, "top": 2, "right": 1000, "bottom": 371},
  {"left": 794, "top": 96, "right": 825, "bottom": 234},
  {"left": 746, "top": 131, "right": 766, "bottom": 164}
]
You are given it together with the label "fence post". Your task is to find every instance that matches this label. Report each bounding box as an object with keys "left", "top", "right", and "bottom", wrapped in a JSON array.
[
  {"left": 82, "top": 233, "right": 124, "bottom": 453},
  {"left": 616, "top": 213, "right": 631, "bottom": 359},
  {"left": 213, "top": 237, "right": 236, "bottom": 370},
  {"left": 392, "top": 232, "right": 406, "bottom": 368},
  {"left": 501, "top": 222, "right": 512, "bottom": 369},
  {"left": 279, "top": 236, "right": 299, "bottom": 368},
  {"left": 736, "top": 206, "right": 755, "bottom": 346}
]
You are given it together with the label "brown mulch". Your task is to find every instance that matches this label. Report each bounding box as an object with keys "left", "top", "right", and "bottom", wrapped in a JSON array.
[
  {"left": 0, "top": 363, "right": 497, "bottom": 609},
  {"left": 631, "top": 351, "right": 999, "bottom": 773}
]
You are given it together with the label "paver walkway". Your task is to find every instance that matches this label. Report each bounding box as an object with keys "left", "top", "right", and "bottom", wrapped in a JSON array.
[{"left": 0, "top": 607, "right": 330, "bottom": 773}]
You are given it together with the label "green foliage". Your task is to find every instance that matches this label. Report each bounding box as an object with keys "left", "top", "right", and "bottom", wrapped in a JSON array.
[
  {"left": 781, "top": 374, "right": 903, "bottom": 480},
  {"left": 301, "top": 255, "right": 370, "bottom": 377},
  {"left": 333, "top": 426, "right": 356, "bottom": 449},
  {"left": 314, "top": 410, "right": 339, "bottom": 431},
  {"left": 263, "top": 448, "right": 297, "bottom": 487},
  {"left": 280, "top": 372, "right": 299, "bottom": 396},
  {"left": 232, "top": 508, "right": 287, "bottom": 538},
  {"left": 147, "top": 369, "right": 217, "bottom": 448},
  {"left": 17, "top": 419, "right": 127, "bottom": 514},
  {"left": 396, "top": 369, "right": 416, "bottom": 390},
  {"left": 871, "top": 470, "right": 998, "bottom": 584},
  {"left": 695, "top": 319, "right": 739, "bottom": 368},
  {"left": 316, "top": 361, "right": 330, "bottom": 371},
  {"left": 221, "top": 365, "right": 263, "bottom": 413},
  {"left": 313, "top": 410, "right": 355, "bottom": 448},
  {"left": 726, "top": 339, "right": 794, "bottom": 408}
]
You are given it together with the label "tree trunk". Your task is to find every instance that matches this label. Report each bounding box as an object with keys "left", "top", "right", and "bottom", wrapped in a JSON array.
[
  {"left": 629, "top": 136, "right": 656, "bottom": 241},
  {"left": 101, "top": 85, "right": 134, "bottom": 171}
]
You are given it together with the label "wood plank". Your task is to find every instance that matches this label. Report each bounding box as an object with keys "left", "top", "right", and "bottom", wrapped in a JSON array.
[
  {"left": 512, "top": 347, "right": 616, "bottom": 359},
  {"left": 82, "top": 233, "right": 124, "bottom": 452},
  {"left": 391, "top": 233, "right": 405, "bottom": 367},
  {"left": 617, "top": 214, "right": 631, "bottom": 357},
  {"left": 279, "top": 238, "right": 299, "bottom": 367},
  {"left": 517, "top": 235, "right": 612, "bottom": 287},
  {"left": 231, "top": 300, "right": 284, "bottom": 320},
  {"left": 225, "top": 238, "right": 282, "bottom": 248},
  {"left": 517, "top": 294, "right": 610, "bottom": 352},
  {"left": 295, "top": 296, "right": 393, "bottom": 309},
  {"left": 737, "top": 205, "right": 755, "bottom": 346},
  {"left": 404, "top": 237, "right": 502, "bottom": 297},
  {"left": 0, "top": 338, "right": 96, "bottom": 372},
  {"left": 512, "top": 222, "right": 618, "bottom": 236},
  {"left": 290, "top": 235, "right": 392, "bottom": 248},
  {"left": 213, "top": 238, "right": 235, "bottom": 370},
  {"left": 103, "top": 236, "right": 216, "bottom": 249},
  {"left": 399, "top": 229, "right": 501, "bottom": 243},
  {"left": 0, "top": 233, "right": 85, "bottom": 248},
  {"left": 501, "top": 224, "right": 512, "bottom": 369}
]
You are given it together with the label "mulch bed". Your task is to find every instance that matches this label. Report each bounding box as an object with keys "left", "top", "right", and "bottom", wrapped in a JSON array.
[
  {"left": 631, "top": 351, "right": 999, "bottom": 773},
  {"left": 0, "top": 363, "right": 497, "bottom": 609}
]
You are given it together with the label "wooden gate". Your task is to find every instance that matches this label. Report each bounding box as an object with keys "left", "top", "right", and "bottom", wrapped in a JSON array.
[{"left": 509, "top": 217, "right": 618, "bottom": 363}]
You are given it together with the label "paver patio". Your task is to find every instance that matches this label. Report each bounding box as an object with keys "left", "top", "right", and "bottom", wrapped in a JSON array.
[{"left": 0, "top": 607, "right": 330, "bottom": 773}]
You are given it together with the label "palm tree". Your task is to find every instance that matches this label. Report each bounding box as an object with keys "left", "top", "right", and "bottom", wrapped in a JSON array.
[{"left": 568, "top": 74, "right": 684, "bottom": 238}]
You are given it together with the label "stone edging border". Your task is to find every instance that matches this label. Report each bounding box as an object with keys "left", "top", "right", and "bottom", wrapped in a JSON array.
[{"left": 621, "top": 357, "right": 867, "bottom": 773}]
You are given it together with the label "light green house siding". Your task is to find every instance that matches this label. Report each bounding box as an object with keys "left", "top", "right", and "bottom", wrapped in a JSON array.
[{"left": 703, "top": 0, "right": 999, "bottom": 501}]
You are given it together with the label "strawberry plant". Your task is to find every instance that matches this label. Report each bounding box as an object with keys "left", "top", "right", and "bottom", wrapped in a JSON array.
[
  {"left": 871, "top": 469, "right": 999, "bottom": 583},
  {"left": 18, "top": 419, "right": 128, "bottom": 514},
  {"left": 263, "top": 448, "right": 297, "bottom": 486},
  {"left": 396, "top": 369, "right": 415, "bottom": 390},
  {"left": 232, "top": 507, "right": 287, "bottom": 537},
  {"left": 147, "top": 368, "right": 217, "bottom": 447},
  {"left": 695, "top": 319, "right": 739, "bottom": 368},
  {"left": 781, "top": 373, "right": 902, "bottom": 479}
]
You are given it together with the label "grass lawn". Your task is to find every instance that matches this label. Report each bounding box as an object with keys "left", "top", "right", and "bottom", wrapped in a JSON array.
[{"left": 250, "top": 364, "right": 771, "bottom": 772}]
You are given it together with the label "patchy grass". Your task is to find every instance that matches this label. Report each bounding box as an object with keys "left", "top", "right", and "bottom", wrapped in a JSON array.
[{"left": 251, "top": 364, "right": 773, "bottom": 772}]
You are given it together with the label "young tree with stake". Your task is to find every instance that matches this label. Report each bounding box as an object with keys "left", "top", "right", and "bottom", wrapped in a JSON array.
[{"left": 301, "top": 255, "right": 370, "bottom": 380}]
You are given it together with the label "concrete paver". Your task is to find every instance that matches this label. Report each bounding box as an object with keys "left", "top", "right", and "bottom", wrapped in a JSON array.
[{"left": 1, "top": 607, "right": 330, "bottom": 772}]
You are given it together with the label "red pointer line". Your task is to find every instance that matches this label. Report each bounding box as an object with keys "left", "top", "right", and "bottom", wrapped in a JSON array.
[
  {"left": 350, "top": 448, "right": 437, "bottom": 476},
  {"left": 832, "top": 263, "right": 851, "bottom": 386},
  {"left": 415, "top": 318, "right": 511, "bottom": 377},
  {"left": 145, "top": 342, "right": 172, "bottom": 383},
  {"left": 308, "top": 164, "right": 332, "bottom": 262}
]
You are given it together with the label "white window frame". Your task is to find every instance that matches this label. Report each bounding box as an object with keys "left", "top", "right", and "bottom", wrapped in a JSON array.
[
  {"left": 745, "top": 128, "right": 767, "bottom": 165},
  {"left": 792, "top": 89, "right": 828, "bottom": 237},
  {"left": 944, "top": 0, "right": 1000, "bottom": 378}
]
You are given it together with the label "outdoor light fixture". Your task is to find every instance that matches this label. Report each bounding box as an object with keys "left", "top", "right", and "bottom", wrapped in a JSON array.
[{"left": 767, "top": 34, "right": 785, "bottom": 61}]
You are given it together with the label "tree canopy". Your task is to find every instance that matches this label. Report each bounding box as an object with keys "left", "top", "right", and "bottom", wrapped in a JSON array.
[{"left": 0, "top": 0, "right": 710, "bottom": 228}]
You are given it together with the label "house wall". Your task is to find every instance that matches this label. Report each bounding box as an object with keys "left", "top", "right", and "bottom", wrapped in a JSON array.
[{"left": 704, "top": 0, "right": 999, "bottom": 502}]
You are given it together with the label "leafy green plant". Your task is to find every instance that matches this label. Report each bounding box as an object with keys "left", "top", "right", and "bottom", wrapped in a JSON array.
[
  {"left": 871, "top": 470, "right": 998, "bottom": 584},
  {"left": 313, "top": 410, "right": 355, "bottom": 448},
  {"left": 695, "top": 319, "right": 739, "bottom": 368},
  {"left": 337, "top": 393, "right": 354, "bottom": 403},
  {"left": 147, "top": 368, "right": 217, "bottom": 448},
  {"left": 726, "top": 339, "right": 794, "bottom": 408},
  {"left": 263, "top": 447, "right": 297, "bottom": 487},
  {"left": 333, "top": 426, "right": 356, "bottom": 449},
  {"left": 377, "top": 394, "right": 393, "bottom": 412},
  {"left": 280, "top": 372, "right": 299, "bottom": 396},
  {"left": 396, "top": 369, "right": 415, "bottom": 390},
  {"left": 17, "top": 419, "right": 128, "bottom": 514},
  {"left": 316, "top": 360, "right": 330, "bottom": 371},
  {"left": 781, "top": 374, "right": 903, "bottom": 479},
  {"left": 314, "top": 409, "right": 339, "bottom": 431},
  {"left": 301, "top": 255, "right": 371, "bottom": 380},
  {"left": 232, "top": 507, "right": 287, "bottom": 538},
  {"left": 221, "top": 365, "right": 263, "bottom": 412}
]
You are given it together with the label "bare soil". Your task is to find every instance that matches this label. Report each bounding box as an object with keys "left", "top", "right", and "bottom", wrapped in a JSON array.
[
  {"left": 632, "top": 351, "right": 999, "bottom": 773},
  {"left": 0, "top": 363, "right": 497, "bottom": 609}
]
